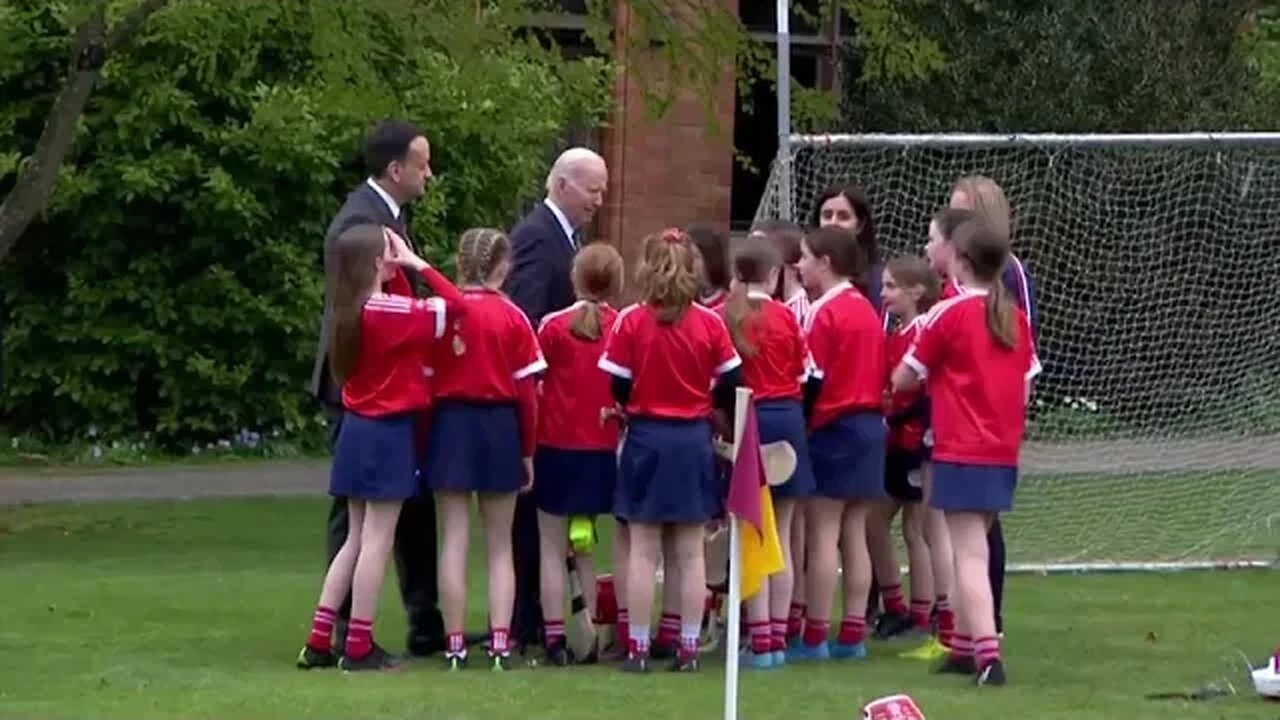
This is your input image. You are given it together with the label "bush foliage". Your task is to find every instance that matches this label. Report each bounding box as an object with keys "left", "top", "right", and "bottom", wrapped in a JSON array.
[{"left": 0, "top": 0, "right": 611, "bottom": 444}]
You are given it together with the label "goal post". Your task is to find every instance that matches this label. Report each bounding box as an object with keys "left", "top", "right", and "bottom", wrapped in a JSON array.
[{"left": 754, "top": 132, "right": 1280, "bottom": 572}]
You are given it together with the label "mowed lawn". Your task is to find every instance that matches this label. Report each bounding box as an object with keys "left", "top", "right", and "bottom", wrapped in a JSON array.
[{"left": 1, "top": 497, "right": 1277, "bottom": 720}]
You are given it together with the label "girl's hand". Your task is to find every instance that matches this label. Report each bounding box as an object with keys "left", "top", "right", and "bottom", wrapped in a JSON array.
[
  {"left": 385, "top": 227, "right": 428, "bottom": 272},
  {"left": 520, "top": 457, "right": 535, "bottom": 493}
]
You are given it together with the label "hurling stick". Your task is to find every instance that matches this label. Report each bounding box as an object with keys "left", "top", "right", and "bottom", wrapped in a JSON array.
[
  {"left": 565, "top": 553, "right": 597, "bottom": 661},
  {"left": 713, "top": 438, "right": 797, "bottom": 487}
]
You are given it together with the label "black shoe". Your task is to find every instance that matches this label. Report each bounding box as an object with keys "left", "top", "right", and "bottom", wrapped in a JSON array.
[
  {"left": 296, "top": 645, "right": 337, "bottom": 670},
  {"left": 873, "top": 612, "right": 916, "bottom": 640},
  {"left": 933, "top": 653, "right": 977, "bottom": 675},
  {"left": 543, "top": 641, "right": 575, "bottom": 667},
  {"left": 621, "top": 654, "right": 650, "bottom": 673},
  {"left": 670, "top": 654, "right": 700, "bottom": 673},
  {"left": 338, "top": 643, "right": 401, "bottom": 672},
  {"left": 444, "top": 651, "right": 468, "bottom": 671},
  {"left": 976, "top": 659, "right": 1006, "bottom": 687},
  {"left": 650, "top": 639, "right": 677, "bottom": 660},
  {"left": 406, "top": 636, "right": 444, "bottom": 657}
]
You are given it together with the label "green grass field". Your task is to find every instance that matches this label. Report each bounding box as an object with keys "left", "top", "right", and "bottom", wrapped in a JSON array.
[{"left": 1, "top": 497, "right": 1277, "bottom": 720}]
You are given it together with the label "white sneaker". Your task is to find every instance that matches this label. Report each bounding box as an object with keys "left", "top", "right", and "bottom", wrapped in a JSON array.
[{"left": 1252, "top": 653, "right": 1280, "bottom": 699}]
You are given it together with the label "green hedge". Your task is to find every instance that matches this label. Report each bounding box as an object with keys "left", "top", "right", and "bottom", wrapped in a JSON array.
[{"left": 0, "top": 0, "right": 611, "bottom": 445}]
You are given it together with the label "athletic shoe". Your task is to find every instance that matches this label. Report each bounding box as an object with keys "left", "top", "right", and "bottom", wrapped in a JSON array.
[
  {"left": 785, "top": 641, "right": 830, "bottom": 662},
  {"left": 543, "top": 641, "right": 574, "bottom": 667},
  {"left": 830, "top": 640, "right": 868, "bottom": 660},
  {"left": 976, "top": 659, "right": 1006, "bottom": 687},
  {"left": 872, "top": 612, "right": 916, "bottom": 640},
  {"left": 743, "top": 649, "right": 775, "bottom": 670},
  {"left": 771, "top": 649, "right": 787, "bottom": 667},
  {"left": 296, "top": 645, "right": 337, "bottom": 670},
  {"left": 933, "top": 653, "right": 977, "bottom": 675},
  {"left": 489, "top": 652, "right": 512, "bottom": 671},
  {"left": 899, "top": 636, "right": 948, "bottom": 661},
  {"left": 444, "top": 651, "right": 468, "bottom": 671},
  {"left": 621, "top": 654, "right": 650, "bottom": 673},
  {"left": 670, "top": 655, "right": 700, "bottom": 672},
  {"left": 338, "top": 643, "right": 400, "bottom": 672}
]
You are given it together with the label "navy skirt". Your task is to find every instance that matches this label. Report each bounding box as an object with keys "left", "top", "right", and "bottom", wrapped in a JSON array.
[
  {"left": 425, "top": 401, "right": 524, "bottom": 494},
  {"left": 615, "top": 417, "right": 723, "bottom": 523},
  {"left": 757, "top": 399, "right": 815, "bottom": 499},
  {"left": 930, "top": 461, "right": 1017, "bottom": 512},
  {"left": 809, "top": 411, "right": 887, "bottom": 501},
  {"left": 330, "top": 412, "right": 419, "bottom": 501},
  {"left": 534, "top": 446, "right": 617, "bottom": 516}
]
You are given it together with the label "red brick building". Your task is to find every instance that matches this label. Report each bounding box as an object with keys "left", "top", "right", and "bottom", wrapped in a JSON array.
[{"left": 535, "top": 1, "right": 845, "bottom": 278}]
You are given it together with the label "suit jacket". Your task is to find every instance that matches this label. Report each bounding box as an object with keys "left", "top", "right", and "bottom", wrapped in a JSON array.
[
  {"left": 504, "top": 201, "right": 576, "bottom": 326},
  {"left": 308, "top": 182, "right": 421, "bottom": 406}
]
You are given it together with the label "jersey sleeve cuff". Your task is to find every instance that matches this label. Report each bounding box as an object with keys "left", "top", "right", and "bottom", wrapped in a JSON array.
[
  {"left": 598, "top": 356, "right": 632, "bottom": 379},
  {"left": 902, "top": 353, "right": 928, "bottom": 379},
  {"left": 1026, "top": 354, "right": 1043, "bottom": 381},
  {"left": 714, "top": 355, "right": 743, "bottom": 376},
  {"left": 425, "top": 297, "right": 446, "bottom": 339},
  {"left": 513, "top": 356, "right": 548, "bottom": 380}
]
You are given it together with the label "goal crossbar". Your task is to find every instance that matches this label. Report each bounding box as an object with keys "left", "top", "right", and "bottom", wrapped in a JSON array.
[{"left": 789, "top": 132, "right": 1280, "bottom": 149}]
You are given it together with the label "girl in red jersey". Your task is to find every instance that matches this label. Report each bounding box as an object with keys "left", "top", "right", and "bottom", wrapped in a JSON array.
[
  {"left": 599, "top": 228, "right": 743, "bottom": 673},
  {"left": 790, "top": 225, "right": 887, "bottom": 663},
  {"left": 748, "top": 218, "right": 811, "bottom": 646},
  {"left": 892, "top": 220, "right": 1041, "bottom": 687},
  {"left": 866, "top": 256, "right": 946, "bottom": 643},
  {"left": 689, "top": 224, "right": 731, "bottom": 312},
  {"left": 534, "top": 243, "right": 626, "bottom": 666},
  {"left": 296, "top": 224, "right": 461, "bottom": 672},
  {"left": 425, "top": 228, "right": 547, "bottom": 671},
  {"left": 720, "top": 234, "right": 817, "bottom": 670}
]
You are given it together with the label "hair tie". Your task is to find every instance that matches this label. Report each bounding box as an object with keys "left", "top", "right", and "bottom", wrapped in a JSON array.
[{"left": 660, "top": 228, "right": 685, "bottom": 245}]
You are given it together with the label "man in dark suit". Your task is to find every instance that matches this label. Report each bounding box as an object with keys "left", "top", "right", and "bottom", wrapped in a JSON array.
[
  {"left": 309, "top": 119, "right": 445, "bottom": 656},
  {"left": 503, "top": 147, "right": 609, "bottom": 652}
]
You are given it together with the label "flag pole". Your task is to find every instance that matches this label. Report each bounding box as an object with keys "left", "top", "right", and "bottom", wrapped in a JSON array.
[{"left": 723, "top": 386, "right": 753, "bottom": 720}]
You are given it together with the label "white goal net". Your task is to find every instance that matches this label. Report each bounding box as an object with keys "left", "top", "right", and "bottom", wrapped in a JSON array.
[{"left": 754, "top": 133, "right": 1280, "bottom": 570}]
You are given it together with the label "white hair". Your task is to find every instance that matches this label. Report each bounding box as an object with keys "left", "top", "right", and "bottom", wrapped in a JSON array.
[{"left": 545, "top": 147, "right": 605, "bottom": 194}]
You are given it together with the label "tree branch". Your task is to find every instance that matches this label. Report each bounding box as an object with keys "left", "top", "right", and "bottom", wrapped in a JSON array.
[{"left": 0, "top": 0, "right": 172, "bottom": 263}]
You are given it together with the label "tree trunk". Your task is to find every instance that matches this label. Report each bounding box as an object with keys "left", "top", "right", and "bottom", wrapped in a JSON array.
[{"left": 0, "top": 0, "right": 171, "bottom": 263}]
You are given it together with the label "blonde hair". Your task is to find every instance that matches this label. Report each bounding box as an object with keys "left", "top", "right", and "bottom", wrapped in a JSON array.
[
  {"left": 953, "top": 175, "right": 1013, "bottom": 240},
  {"left": 457, "top": 228, "right": 511, "bottom": 286},
  {"left": 636, "top": 228, "right": 701, "bottom": 324}
]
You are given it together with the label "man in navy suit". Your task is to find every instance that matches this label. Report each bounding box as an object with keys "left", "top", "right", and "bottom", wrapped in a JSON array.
[
  {"left": 504, "top": 147, "right": 608, "bottom": 652},
  {"left": 309, "top": 119, "right": 445, "bottom": 657}
]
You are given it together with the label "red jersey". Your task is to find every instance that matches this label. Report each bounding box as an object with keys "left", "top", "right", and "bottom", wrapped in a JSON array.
[
  {"left": 699, "top": 289, "right": 728, "bottom": 313},
  {"left": 719, "top": 292, "right": 811, "bottom": 402},
  {"left": 431, "top": 289, "right": 546, "bottom": 401},
  {"left": 537, "top": 301, "right": 621, "bottom": 451},
  {"left": 903, "top": 292, "right": 1041, "bottom": 466},
  {"left": 885, "top": 315, "right": 927, "bottom": 451},
  {"left": 805, "top": 281, "right": 886, "bottom": 430},
  {"left": 784, "top": 289, "right": 810, "bottom": 326},
  {"left": 599, "top": 302, "right": 741, "bottom": 420},
  {"left": 341, "top": 293, "right": 448, "bottom": 416}
]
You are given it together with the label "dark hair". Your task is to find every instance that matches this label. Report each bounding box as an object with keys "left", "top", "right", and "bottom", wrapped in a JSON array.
[
  {"left": 326, "top": 224, "right": 387, "bottom": 385},
  {"left": 932, "top": 207, "right": 977, "bottom": 243},
  {"left": 813, "top": 184, "right": 880, "bottom": 266},
  {"left": 637, "top": 228, "right": 701, "bottom": 324},
  {"left": 750, "top": 219, "right": 804, "bottom": 300},
  {"left": 802, "top": 225, "right": 866, "bottom": 281},
  {"left": 569, "top": 242, "right": 625, "bottom": 341},
  {"left": 953, "top": 221, "right": 1016, "bottom": 350},
  {"left": 457, "top": 228, "right": 511, "bottom": 286},
  {"left": 723, "top": 234, "right": 781, "bottom": 358},
  {"left": 687, "top": 224, "right": 729, "bottom": 293},
  {"left": 363, "top": 120, "right": 424, "bottom": 178},
  {"left": 884, "top": 255, "right": 941, "bottom": 316}
]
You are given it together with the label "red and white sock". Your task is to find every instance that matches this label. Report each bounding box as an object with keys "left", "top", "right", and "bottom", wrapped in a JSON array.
[
  {"left": 656, "top": 612, "right": 680, "bottom": 647},
  {"left": 974, "top": 635, "right": 1001, "bottom": 669},
  {"left": 950, "top": 633, "right": 974, "bottom": 661},
  {"left": 344, "top": 618, "right": 373, "bottom": 660},
  {"left": 770, "top": 617, "right": 788, "bottom": 652},
  {"left": 543, "top": 618, "right": 565, "bottom": 647},
  {"left": 628, "top": 622, "right": 650, "bottom": 658},
  {"left": 881, "top": 583, "right": 908, "bottom": 615},
  {"left": 679, "top": 623, "right": 700, "bottom": 661},
  {"left": 617, "top": 608, "right": 631, "bottom": 649},
  {"left": 306, "top": 605, "right": 337, "bottom": 652},
  {"left": 786, "top": 602, "right": 806, "bottom": 638},
  {"left": 446, "top": 631, "right": 466, "bottom": 656},
  {"left": 490, "top": 627, "right": 510, "bottom": 656},
  {"left": 936, "top": 595, "right": 956, "bottom": 648},
  {"left": 802, "top": 618, "right": 829, "bottom": 647},
  {"left": 749, "top": 620, "right": 771, "bottom": 654},
  {"left": 909, "top": 598, "right": 932, "bottom": 630},
  {"left": 837, "top": 614, "right": 866, "bottom": 645}
]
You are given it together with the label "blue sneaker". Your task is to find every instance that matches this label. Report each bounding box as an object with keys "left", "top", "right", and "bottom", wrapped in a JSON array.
[
  {"left": 771, "top": 649, "right": 786, "bottom": 667},
  {"left": 786, "top": 634, "right": 805, "bottom": 650},
  {"left": 830, "top": 641, "right": 867, "bottom": 660},
  {"left": 785, "top": 641, "right": 830, "bottom": 662},
  {"left": 743, "top": 650, "right": 775, "bottom": 670}
]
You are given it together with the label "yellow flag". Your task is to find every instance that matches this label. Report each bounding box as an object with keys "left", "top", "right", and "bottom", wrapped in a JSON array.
[{"left": 739, "top": 483, "right": 785, "bottom": 600}]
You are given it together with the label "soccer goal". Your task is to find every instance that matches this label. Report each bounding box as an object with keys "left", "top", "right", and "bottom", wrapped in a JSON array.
[{"left": 754, "top": 132, "right": 1280, "bottom": 573}]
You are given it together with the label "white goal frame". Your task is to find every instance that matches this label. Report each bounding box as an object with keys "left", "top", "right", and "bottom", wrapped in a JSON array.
[{"left": 758, "top": 132, "right": 1280, "bottom": 574}]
